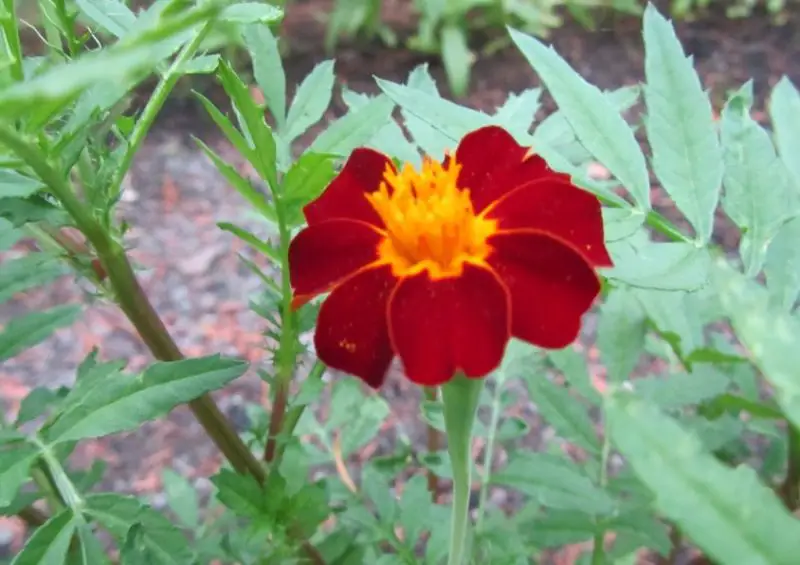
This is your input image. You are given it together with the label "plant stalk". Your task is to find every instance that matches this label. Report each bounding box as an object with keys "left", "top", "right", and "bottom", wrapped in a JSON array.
[
  {"left": 780, "top": 421, "right": 800, "bottom": 509},
  {"left": 441, "top": 374, "right": 484, "bottom": 565}
]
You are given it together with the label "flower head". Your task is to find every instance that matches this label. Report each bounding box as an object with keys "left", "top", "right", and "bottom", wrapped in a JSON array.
[{"left": 289, "top": 126, "right": 612, "bottom": 388}]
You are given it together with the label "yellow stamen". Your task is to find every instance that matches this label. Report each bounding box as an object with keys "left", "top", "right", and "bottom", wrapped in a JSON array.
[{"left": 365, "top": 155, "right": 497, "bottom": 279}]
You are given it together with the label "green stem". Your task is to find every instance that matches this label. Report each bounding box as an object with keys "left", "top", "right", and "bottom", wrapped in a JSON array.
[
  {"left": 0, "top": 0, "right": 24, "bottom": 82},
  {"left": 106, "top": 20, "right": 214, "bottom": 204},
  {"left": 30, "top": 463, "right": 63, "bottom": 514},
  {"left": 780, "top": 422, "right": 800, "bottom": 509},
  {"left": 272, "top": 359, "right": 326, "bottom": 465},
  {"left": 591, "top": 432, "right": 612, "bottom": 565},
  {"left": 441, "top": 374, "right": 484, "bottom": 565},
  {"left": 475, "top": 379, "right": 503, "bottom": 532}
]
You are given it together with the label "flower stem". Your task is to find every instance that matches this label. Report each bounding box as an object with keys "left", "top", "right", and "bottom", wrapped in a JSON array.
[
  {"left": 441, "top": 374, "right": 484, "bottom": 565},
  {"left": 780, "top": 421, "right": 800, "bottom": 509}
]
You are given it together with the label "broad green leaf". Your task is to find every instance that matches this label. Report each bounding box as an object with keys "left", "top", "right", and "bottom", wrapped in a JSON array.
[
  {"left": 76, "top": 0, "right": 137, "bottom": 38},
  {"left": 76, "top": 523, "right": 113, "bottom": 565},
  {"left": 162, "top": 469, "right": 199, "bottom": 528},
  {"left": 632, "top": 369, "right": 730, "bottom": 411},
  {"left": 491, "top": 88, "right": 541, "bottom": 139},
  {"left": 492, "top": 452, "right": 614, "bottom": 514},
  {"left": 0, "top": 441, "right": 38, "bottom": 506},
  {"left": 524, "top": 376, "right": 599, "bottom": 453},
  {"left": 11, "top": 509, "right": 76, "bottom": 565},
  {"left": 0, "top": 217, "right": 21, "bottom": 250},
  {"left": 210, "top": 468, "right": 265, "bottom": 518},
  {"left": 282, "top": 152, "right": 336, "bottom": 224},
  {"left": 604, "top": 510, "right": 671, "bottom": 556},
  {"left": 0, "top": 305, "right": 82, "bottom": 362},
  {"left": 597, "top": 287, "right": 646, "bottom": 382},
  {"left": 308, "top": 94, "right": 395, "bottom": 157},
  {"left": 85, "top": 493, "right": 193, "bottom": 564},
  {"left": 606, "top": 391, "right": 800, "bottom": 565},
  {"left": 399, "top": 64, "right": 452, "bottom": 157},
  {"left": 526, "top": 509, "right": 597, "bottom": 547},
  {"left": 398, "top": 474, "right": 432, "bottom": 546},
  {"left": 327, "top": 379, "right": 390, "bottom": 456},
  {"left": 712, "top": 260, "right": 800, "bottom": 431},
  {"left": 44, "top": 356, "right": 248, "bottom": 443},
  {"left": 642, "top": 5, "right": 722, "bottom": 244},
  {"left": 220, "top": 2, "right": 283, "bottom": 23},
  {"left": 547, "top": 347, "right": 600, "bottom": 403},
  {"left": 721, "top": 82, "right": 796, "bottom": 275},
  {"left": 606, "top": 237, "right": 709, "bottom": 291},
  {"left": 769, "top": 76, "right": 800, "bottom": 187},
  {"left": 510, "top": 28, "right": 650, "bottom": 210},
  {"left": 283, "top": 60, "right": 335, "bottom": 143},
  {"left": 633, "top": 289, "right": 703, "bottom": 356},
  {"left": 0, "top": 169, "right": 44, "bottom": 199},
  {"left": 764, "top": 215, "right": 800, "bottom": 310},
  {"left": 16, "top": 386, "right": 65, "bottom": 425},
  {"left": 440, "top": 24, "right": 471, "bottom": 97},
  {"left": 0, "top": 254, "right": 65, "bottom": 303},
  {"left": 376, "top": 77, "right": 491, "bottom": 155},
  {"left": 243, "top": 23, "right": 286, "bottom": 128},
  {"left": 361, "top": 468, "right": 397, "bottom": 523}
]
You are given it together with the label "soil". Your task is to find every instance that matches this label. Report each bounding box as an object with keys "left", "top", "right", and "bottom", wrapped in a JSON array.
[{"left": 1, "top": 1, "right": 799, "bottom": 562}]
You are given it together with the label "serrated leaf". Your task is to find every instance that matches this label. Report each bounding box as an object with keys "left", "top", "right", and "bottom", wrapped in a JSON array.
[
  {"left": 282, "top": 152, "right": 336, "bottom": 224},
  {"left": 16, "top": 386, "right": 64, "bottom": 425},
  {"left": 76, "top": 0, "right": 137, "bottom": 38},
  {"left": 510, "top": 28, "right": 650, "bottom": 210},
  {"left": 398, "top": 474, "right": 432, "bottom": 546},
  {"left": 606, "top": 237, "right": 709, "bottom": 291},
  {"left": 210, "top": 468, "right": 265, "bottom": 518},
  {"left": 85, "top": 494, "right": 193, "bottom": 564},
  {"left": 524, "top": 376, "right": 599, "bottom": 453},
  {"left": 642, "top": 5, "right": 722, "bottom": 243},
  {"left": 177, "top": 54, "right": 219, "bottom": 75},
  {"left": 764, "top": 215, "right": 800, "bottom": 310},
  {"left": 0, "top": 169, "right": 45, "bottom": 199},
  {"left": 308, "top": 94, "right": 395, "bottom": 157},
  {"left": 283, "top": 60, "right": 335, "bottom": 143},
  {"left": 770, "top": 76, "right": 800, "bottom": 188},
  {"left": 220, "top": 2, "right": 283, "bottom": 23},
  {"left": 491, "top": 88, "right": 541, "bottom": 139},
  {"left": 44, "top": 356, "right": 248, "bottom": 443},
  {"left": 606, "top": 391, "right": 800, "bottom": 565},
  {"left": 548, "top": 347, "right": 600, "bottom": 403},
  {"left": 632, "top": 368, "right": 730, "bottom": 411},
  {"left": 361, "top": 467, "right": 396, "bottom": 523},
  {"left": 492, "top": 452, "right": 614, "bottom": 514},
  {"left": 11, "top": 509, "right": 76, "bottom": 565},
  {"left": 634, "top": 289, "right": 703, "bottom": 356},
  {"left": 327, "top": 379, "right": 390, "bottom": 456},
  {"left": 721, "top": 82, "right": 796, "bottom": 275},
  {"left": 243, "top": 23, "right": 286, "bottom": 128},
  {"left": 526, "top": 509, "right": 597, "bottom": 548},
  {"left": 597, "top": 287, "right": 646, "bottom": 382},
  {"left": 0, "top": 441, "right": 38, "bottom": 506},
  {"left": 440, "top": 24, "right": 471, "bottom": 97},
  {"left": 0, "top": 305, "right": 81, "bottom": 362},
  {"left": 162, "top": 469, "right": 199, "bottom": 528},
  {"left": 0, "top": 254, "right": 65, "bottom": 303}
]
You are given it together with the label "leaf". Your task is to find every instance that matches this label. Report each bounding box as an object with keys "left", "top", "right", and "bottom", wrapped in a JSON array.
[
  {"left": 634, "top": 289, "right": 704, "bottom": 356},
  {"left": 0, "top": 441, "right": 39, "bottom": 506},
  {"left": 0, "top": 254, "right": 65, "bottom": 303},
  {"left": 243, "top": 23, "right": 286, "bottom": 128},
  {"left": 491, "top": 88, "right": 541, "bottom": 139},
  {"left": 440, "top": 24, "right": 471, "bottom": 97},
  {"left": 0, "top": 305, "right": 82, "bottom": 362},
  {"left": 44, "top": 355, "right": 248, "bottom": 443},
  {"left": 642, "top": 6, "right": 722, "bottom": 244},
  {"left": 308, "top": 94, "right": 395, "bottom": 157},
  {"left": 547, "top": 347, "right": 600, "bottom": 404},
  {"left": 720, "top": 82, "right": 796, "bottom": 275},
  {"left": 11, "top": 509, "right": 76, "bottom": 565},
  {"left": 361, "top": 467, "right": 396, "bottom": 523},
  {"left": 75, "top": 523, "right": 112, "bottom": 565},
  {"left": 76, "top": 0, "right": 137, "bottom": 38},
  {"left": 712, "top": 260, "right": 800, "bottom": 431},
  {"left": 492, "top": 452, "right": 614, "bottom": 514},
  {"left": 606, "top": 237, "right": 709, "bottom": 291},
  {"left": 16, "top": 386, "right": 65, "bottom": 425},
  {"left": 162, "top": 469, "right": 199, "bottom": 528},
  {"left": 597, "top": 287, "right": 647, "bottom": 382},
  {"left": 606, "top": 391, "right": 800, "bottom": 565},
  {"left": 764, "top": 215, "right": 800, "bottom": 310},
  {"left": 398, "top": 474, "right": 432, "bottom": 546},
  {"left": 85, "top": 494, "right": 193, "bottom": 564},
  {"left": 283, "top": 60, "right": 335, "bottom": 143},
  {"left": 282, "top": 152, "right": 336, "bottom": 224},
  {"left": 632, "top": 368, "right": 731, "bottom": 411},
  {"left": 176, "top": 54, "right": 220, "bottom": 75},
  {"left": 0, "top": 169, "right": 45, "bottom": 199},
  {"left": 220, "top": 2, "right": 283, "bottom": 23},
  {"left": 210, "top": 468, "right": 265, "bottom": 519},
  {"left": 524, "top": 376, "right": 599, "bottom": 453},
  {"left": 769, "top": 76, "right": 800, "bottom": 187},
  {"left": 327, "top": 379, "right": 390, "bottom": 456},
  {"left": 525, "top": 509, "right": 597, "bottom": 548},
  {"left": 510, "top": 28, "right": 650, "bottom": 210}
]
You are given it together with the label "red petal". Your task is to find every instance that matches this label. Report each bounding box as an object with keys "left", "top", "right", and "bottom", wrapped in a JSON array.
[
  {"left": 314, "top": 265, "right": 397, "bottom": 388},
  {"left": 303, "top": 148, "right": 394, "bottom": 226},
  {"left": 387, "top": 264, "right": 511, "bottom": 386},
  {"left": 455, "top": 126, "right": 563, "bottom": 212},
  {"left": 485, "top": 178, "right": 613, "bottom": 268},
  {"left": 289, "top": 219, "right": 383, "bottom": 307},
  {"left": 487, "top": 232, "right": 601, "bottom": 349}
]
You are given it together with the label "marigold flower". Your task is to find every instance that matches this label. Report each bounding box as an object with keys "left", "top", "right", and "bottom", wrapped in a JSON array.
[{"left": 289, "top": 126, "right": 612, "bottom": 388}]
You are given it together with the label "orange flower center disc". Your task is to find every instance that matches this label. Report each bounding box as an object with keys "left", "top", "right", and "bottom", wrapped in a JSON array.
[{"left": 366, "top": 156, "right": 497, "bottom": 279}]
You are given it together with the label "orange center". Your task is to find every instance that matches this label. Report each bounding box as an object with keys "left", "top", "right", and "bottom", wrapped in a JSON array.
[{"left": 365, "top": 156, "right": 497, "bottom": 279}]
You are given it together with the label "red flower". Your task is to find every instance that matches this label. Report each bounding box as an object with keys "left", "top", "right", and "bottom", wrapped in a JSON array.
[{"left": 289, "top": 126, "right": 612, "bottom": 388}]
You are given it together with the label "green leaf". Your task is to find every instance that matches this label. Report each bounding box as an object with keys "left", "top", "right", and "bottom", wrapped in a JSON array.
[
  {"left": 210, "top": 468, "right": 265, "bottom": 519},
  {"left": 44, "top": 355, "right": 248, "bottom": 443},
  {"left": 361, "top": 467, "right": 396, "bottom": 523},
  {"left": 0, "top": 254, "right": 65, "bottom": 303},
  {"left": 492, "top": 452, "right": 614, "bottom": 514},
  {"left": 491, "top": 88, "right": 541, "bottom": 139},
  {"left": 283, "top": 60, "right": 335, "bottom": 143},
  {"left": 282, "top": 152, "right": 336, "bottom": 224},
  {"left": 526, "top": 509, "right": 597, "bottom": 548},
  {"left": 634, "top": 289, "right": 703, "bottom": 356},
  {"left": 606, "top": 391, "right": 800, "bottom": 565},
  {"left": 327, "top": 379, "right": 390, "bottom": 456},
  {"left": 712, "top": 260, "right": 800, "bottom": 431},
  {"left": 162, "top": 469, "right": 199, "bottom": 528},
  {"left": 16, "top": 386, "right": 65, "bottom": 425},
  {"left": 243, "top": 23, "right": 286, "bottom": 128},
  {"left": 721, "top": 82, "right": 796, "bottom": 275},
  {"left": 524, "top": 376, "right": 599, "bottom": 453},
  {"left": 0, "top": 440, "right": 38, "bottom": 506},
  {"left": 11, "top": 509, "right": 76, "bottom": 565},
  {"left": 704, "top": 394, "right": 784, "bottom": 420},
  {"left": 769, "top": 76, "right": 800, "bottom": 187},
  {"left": 85, "top": 493, "right": 193, "bottom": 564},
  {"left": 440, "top": 24, "right": 471, "bottom": 97},
  {"left": 597, "top": 287, "right": 646, "bottom": 382},
  {"left": 220, "top": 2, "right": 283, "bottom": 24},
  {"left": 177, "top": 54, "right": 220, "bottom": 75},
  {"left": 398, "top": 474, "right": 432, "bottom": 546},
  {"left": 764, "top": 215, "right": 800, "bottom": 310},
  {"left": 0, "top": 305, "right": 82, "bottom": 362},
  {"left": 76, "top": 0, "right": 137, "bottom": 38},
  {"left": 547, "top": 347, "right": 600, "bottom": 404},
  {"left": 509, "top": 27, "right": 650, "bottom": 210},
  {"left": 604, "top": 510, "right": 671, "bottom": 556},
  {"left": 75, "top": 522, "right": 112, "bottom": 565},
  {"left": 642, "top": 6, "right": 722, "bottom": 244},
  {"left": 606, "top": 237, "right": 709, "bottom": 291},
  {"left": 632, "top": 368, "right": 730, "bottom": 411},
  {"left": 0, "top": 169, "right": 44, "bottom": 199},
  {"left": 308, "top": 94, "right": 395, "bottom": 157}
]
